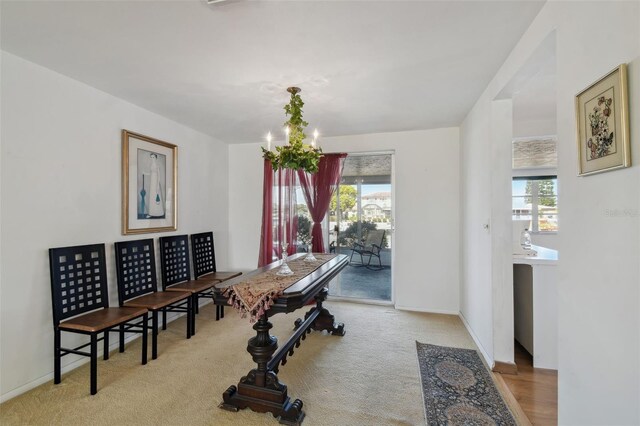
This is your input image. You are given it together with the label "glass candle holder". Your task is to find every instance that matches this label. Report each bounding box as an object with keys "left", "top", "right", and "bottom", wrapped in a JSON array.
[
  {"left": 304, "top": 237, "right": 317, "bottom": 262},
  {"left": 276, "top": 243, "right": 294, "bottom": 276}
]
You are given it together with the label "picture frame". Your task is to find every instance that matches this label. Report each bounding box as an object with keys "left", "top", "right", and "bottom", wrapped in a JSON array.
[
  {"left": 575, "top": 63, "right": 630, "bottom": 176},
  {"left": 122, "top": 130, "right": 177, "bottom": 235}
]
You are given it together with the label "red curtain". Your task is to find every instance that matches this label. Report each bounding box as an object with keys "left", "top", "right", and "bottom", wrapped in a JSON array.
[
  {"left": 257, "top": 160, "right": 274, "bottom": 267},
  {"left": 297, "top": 153, "right": 347, "bottom": 253},
  {"left": 258, "top": 160, "right": 298, "bottom": 267}
]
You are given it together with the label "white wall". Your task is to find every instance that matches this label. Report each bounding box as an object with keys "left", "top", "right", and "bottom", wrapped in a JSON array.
[
  {"left": 0, "top": 52, "right": 230, "bottom": 401},
  {"left": 228, "top": 128, "right": 461, "bottom": 314},
  {"left": 460, "top": 2, "right": 640, "bottom": 424},
  {"left": 227, "top": 142, "right": 264, "bottom": 271}
]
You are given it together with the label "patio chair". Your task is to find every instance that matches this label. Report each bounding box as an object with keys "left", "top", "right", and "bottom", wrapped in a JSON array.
[
  {"left": 349, "top": 229, "right": 386, "bottom": 270},
  {"left": 190, "top": 232, "right": 242, "bottom": 320},
  {"left": 114, "top": 239, "right": 192, "bottom": 360},
  {"left": 49, "top": 243, "right": 148, "bottom": 395}
]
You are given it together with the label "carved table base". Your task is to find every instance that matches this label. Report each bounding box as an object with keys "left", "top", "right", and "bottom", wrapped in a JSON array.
[{"left": 219, "top": 287, "right": 344, "bottom": 425}]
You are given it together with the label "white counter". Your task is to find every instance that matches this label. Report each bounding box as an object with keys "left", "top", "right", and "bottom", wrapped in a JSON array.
[
  {"left": 513, "top": 244, "right": 558, "bottom": 265},
  {"left": 513, "top": 244, "right": 558, "bottom": 370}
]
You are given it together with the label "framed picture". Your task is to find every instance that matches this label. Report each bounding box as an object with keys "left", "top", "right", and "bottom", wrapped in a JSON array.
[
  {"left": 575, "top": 63, "right": 630, "bottom": 176},
  {"left": 122, "top": 130, "right": 177, "bottom": 234}
]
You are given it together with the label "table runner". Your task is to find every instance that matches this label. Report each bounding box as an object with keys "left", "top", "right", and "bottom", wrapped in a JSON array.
[{"left": 224, "top": 254, "right": 336, "bottom": 322}]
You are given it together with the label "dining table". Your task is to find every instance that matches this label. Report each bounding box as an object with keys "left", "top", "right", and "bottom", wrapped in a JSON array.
[{"left": 213, "top": 252, "right": 349, "bottom": 425}]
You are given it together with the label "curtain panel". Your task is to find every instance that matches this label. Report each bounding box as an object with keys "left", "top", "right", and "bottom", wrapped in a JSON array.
[
  {"left": 258, "top": 160, "right": 298, "bottom": 267},
  {"left": 297, "top": 153, "right": 347, "bottom": 253}
]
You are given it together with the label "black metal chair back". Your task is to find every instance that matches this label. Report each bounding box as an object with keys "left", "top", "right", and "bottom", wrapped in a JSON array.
[
  {"left": 159, "top": 235, "right": 191, "bottom": 289},
  {"left": 190, "top": 232, "right": 219, "bottom": 279},
  {"left": 114, "top": 239, "right": 159, "bottom": 306},
  {"left": 49, "top": 244, "right": 109, "bottom": 327}
]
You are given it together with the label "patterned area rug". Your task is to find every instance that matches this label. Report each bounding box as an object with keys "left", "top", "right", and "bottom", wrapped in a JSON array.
[{"left": 416, "top": 342, "right": 516, "bottom": 425}]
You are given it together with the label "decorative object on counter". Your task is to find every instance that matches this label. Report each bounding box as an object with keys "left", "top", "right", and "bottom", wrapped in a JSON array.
[
  {"left": 122, "top": 130, "right": 177, "bottom": 235},
  {"left": 520, "top": 227, "right": 532, "bottom": 250},
  {"left": 416, "top": 342, "right": 517, "bottom": 426},
  {"left": 575, "top": 63, "right": 630, "bottom": 176},
  {"left": 276, "top": 243, "right": 294, "bottom": 276},
  {"left": 261, "top": 87, "right": 323, "bottom": 173}
]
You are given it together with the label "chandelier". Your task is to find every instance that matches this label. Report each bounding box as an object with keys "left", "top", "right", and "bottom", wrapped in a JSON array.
[{"left": 262, "top": 87, "right": 323, "bottom": 174}]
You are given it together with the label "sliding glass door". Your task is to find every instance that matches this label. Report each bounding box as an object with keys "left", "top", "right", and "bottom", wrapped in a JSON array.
[{"left": 328, "top": 153, "right": 393, "bottom": 302}]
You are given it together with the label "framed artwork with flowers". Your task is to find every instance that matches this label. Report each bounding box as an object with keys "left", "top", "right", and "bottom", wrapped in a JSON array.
[{"left": 575, "top": 64, "right": 630, "bottom": 176}]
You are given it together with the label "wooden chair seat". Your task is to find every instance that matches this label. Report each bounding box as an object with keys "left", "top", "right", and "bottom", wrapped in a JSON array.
[
  {"left": 165, "top": 279, "right": 218, "bottom": 294},
  {"left": 123, "top": 291, "right": 191, "bottom": 311},
  {"left": 200, "top": 271, "right": 242, "bottom": 282},
  {"left": 58, "top": 307, "right": 148, "bottom": 333}
]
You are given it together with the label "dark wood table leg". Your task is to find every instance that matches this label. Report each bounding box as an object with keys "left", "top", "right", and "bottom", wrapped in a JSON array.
[
  {"left": 220, "top": 314, "right": 305, "bottom": 425},
  {"left": 294, "top": 288, "right": 345, "bottom": 336}
]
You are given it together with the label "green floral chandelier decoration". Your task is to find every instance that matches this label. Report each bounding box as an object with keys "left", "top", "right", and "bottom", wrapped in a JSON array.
[{"left": 262, "top": 87, "right": 323, "bottom": 173}]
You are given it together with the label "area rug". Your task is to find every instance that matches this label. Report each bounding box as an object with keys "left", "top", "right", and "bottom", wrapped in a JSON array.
[{"left": 416, "top": 342, "right": 516, "bottom": 425}]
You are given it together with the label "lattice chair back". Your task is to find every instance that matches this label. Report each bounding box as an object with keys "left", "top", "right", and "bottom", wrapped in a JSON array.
[
  {"left": 159, "top": 235, "right": 192, "bottom": 289},
  {"left": 190, "top": 232, "right": 218, "bottom": 279},
  {"left": 114, "top": 239, "right": 159, "bottom": 306},
  {"left": 49, "top": 244, "right": 110, "bottom": 327}
]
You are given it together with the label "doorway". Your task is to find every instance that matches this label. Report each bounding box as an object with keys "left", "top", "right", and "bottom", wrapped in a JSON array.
[{"left": 328, "top": 153, "right": 393, "bottom": 302}]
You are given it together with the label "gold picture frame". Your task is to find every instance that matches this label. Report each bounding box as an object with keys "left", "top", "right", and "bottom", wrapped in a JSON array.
[
  {"left": 122, "top": 130, "right": 177, "bottom": 234},
  {"left": 575, "top": 64, "right": 630, "bottom": 176}
]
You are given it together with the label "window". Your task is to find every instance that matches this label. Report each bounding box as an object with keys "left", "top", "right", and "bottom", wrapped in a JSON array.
[{"left": 512, "top": 176, "right": 557, "bottom": 232}]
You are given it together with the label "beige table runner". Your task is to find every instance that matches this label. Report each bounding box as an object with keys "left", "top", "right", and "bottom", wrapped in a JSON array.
[{"left": 224, "top": 254, "right": 336, "bottom": 322}]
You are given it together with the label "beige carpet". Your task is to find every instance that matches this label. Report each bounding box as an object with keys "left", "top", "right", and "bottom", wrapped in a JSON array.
[{"left": 0, "top": 302, "right": 478, "bottom": 426}]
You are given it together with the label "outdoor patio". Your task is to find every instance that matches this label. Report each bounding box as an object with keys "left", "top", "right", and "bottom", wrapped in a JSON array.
[{"left": 328, "top": 248, "right": 392, "bottom": 301}]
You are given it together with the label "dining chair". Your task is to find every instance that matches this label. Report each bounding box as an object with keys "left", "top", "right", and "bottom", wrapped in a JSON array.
[
  {"left": 190, "top": 231, "right": 242, "bottom": 320},
  {"left": 114, "top": 238, "right": 192, "bottom": 360},
  {"left": 159, "top": 235, "right": 221, "bottom": 334},
  {"left": 49, "top": 243, "right": 148, "bottom": 395}
]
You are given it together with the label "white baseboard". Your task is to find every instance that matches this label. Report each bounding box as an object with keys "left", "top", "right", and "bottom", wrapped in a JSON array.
[
  {"left": 458, "top": 312, "right": 494, "bottom": 368},
  {"left": 395, "top": 305, "right": 459, "bottom": 316},
  {"left": 0, "top": 300, "right": 211, "bottom": 403}
]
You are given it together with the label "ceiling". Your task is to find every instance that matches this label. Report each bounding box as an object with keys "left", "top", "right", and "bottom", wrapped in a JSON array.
[{"left": 1, "top": 0, "right": 545, "bottom": 144}]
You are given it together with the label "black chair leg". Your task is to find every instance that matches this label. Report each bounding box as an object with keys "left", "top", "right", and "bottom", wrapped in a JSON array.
[
  {"left": 90, "top": 333, "right": 98, "bottom": 395},
  {"left": 216, "top": 304, "right": 220, "bottom": 321},
  {"left": 191, "top": 295, "right": 197, "bottom": 335},
  {"left": 119, "top": 324, "right": 125, "bottom": 353},
  {"left": 141, "top": 314, "right": 148, "bottom": 365},
  {"left": 162, "top": 310, "right": 167, "bottom": 331},
  {"left": 221, "top": 305, "right": 224, "bottom": 319},
  {"left": 103, "top": 329, "right": 110, "bottom": 360},
  {"left": 54, "top": 328, "right": 61, "bottom": 384},
  {"left": 152, "top": 311, "right": 158, "bottom": 360},
  {"left": 186, "top": 297, "right": 192, "bottom": 339}
]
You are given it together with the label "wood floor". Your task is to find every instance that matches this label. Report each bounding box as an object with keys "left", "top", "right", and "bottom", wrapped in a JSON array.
[{"left": 498, "top": 341, "right": 558, "bottom": 425}]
